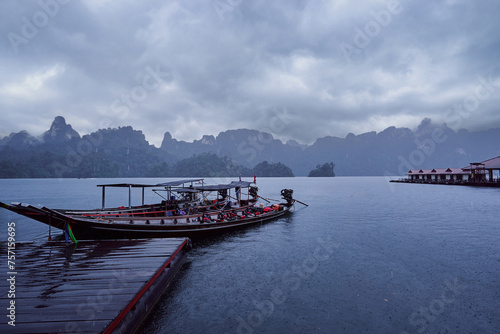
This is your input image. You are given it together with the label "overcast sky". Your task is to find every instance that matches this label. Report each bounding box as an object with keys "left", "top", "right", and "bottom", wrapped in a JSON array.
[{"left": 1, "top": 0, "right": 499, "bottom": 147}]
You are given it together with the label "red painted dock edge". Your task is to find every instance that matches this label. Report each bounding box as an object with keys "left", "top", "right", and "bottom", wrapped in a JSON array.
[{"left": 103, "top": 238, "right": 190, "bottom": 334}]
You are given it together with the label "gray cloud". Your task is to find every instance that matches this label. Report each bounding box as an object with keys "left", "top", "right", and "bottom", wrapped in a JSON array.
[{"left": 1, "top": 0, "right": 499, "bottom": 147}]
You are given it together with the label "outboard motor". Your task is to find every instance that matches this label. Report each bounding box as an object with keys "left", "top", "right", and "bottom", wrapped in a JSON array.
[
  {"left": 249, "top": 186, "right": 258, "bottom": 199},
  {"left": 280, "top": 189, "right": 294, "bottom": 206}
]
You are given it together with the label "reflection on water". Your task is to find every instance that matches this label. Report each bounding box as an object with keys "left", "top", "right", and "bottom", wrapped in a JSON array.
[{"left": 1, "top": 177, "right": 499, "bottom": 333}]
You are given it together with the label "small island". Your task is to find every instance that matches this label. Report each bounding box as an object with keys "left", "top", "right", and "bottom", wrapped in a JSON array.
[
  {"left": 308, "top": 162, "right": 335, "bottom": 177},
  {"left": 253, "top": 161, "right": 294, "bottom": 177}
]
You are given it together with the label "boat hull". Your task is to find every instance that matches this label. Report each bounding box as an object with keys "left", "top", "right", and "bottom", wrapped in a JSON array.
[
  {"left": 73, "top": 210, "right": 291, "bottom": 239},
  {"left": 1, "top": 201, "right": 293, "bottom": 239}
]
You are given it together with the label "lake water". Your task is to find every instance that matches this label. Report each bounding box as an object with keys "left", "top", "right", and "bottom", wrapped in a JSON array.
[{"left": 1, "top": 177, "right": 499, "bottom": 333}]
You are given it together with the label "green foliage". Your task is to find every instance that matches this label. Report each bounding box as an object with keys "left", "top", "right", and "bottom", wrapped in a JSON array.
[
  {"left": 0, "top": 150, "right": 59, "bottom": 178},
  {"left": 172, "top": 153, "right": 253, "bottom": 177},
  {"left": 0, "top": 145, "right": 294, "bottom": 178},
  {"left": 253, "top": 161, "right": 295, "bottom": 177},
  {"left": 308, "top": 162, "right": 335, "bottom": 177},
  {"left": 146, "top": 162, "right": 170, "bottom": 177}
]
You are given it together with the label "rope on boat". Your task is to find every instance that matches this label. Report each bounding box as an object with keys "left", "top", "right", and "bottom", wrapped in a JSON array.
[
  {"left": 257, "top": 195, "right": 271, "bottom": 203},
  {"left": 293, "top": 199, "right": 309, "bottom": 206}
]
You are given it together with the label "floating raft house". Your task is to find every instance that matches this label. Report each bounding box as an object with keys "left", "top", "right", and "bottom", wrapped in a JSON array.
[{"left": 391, "top": 155, "right": 500, "bottom": 187}]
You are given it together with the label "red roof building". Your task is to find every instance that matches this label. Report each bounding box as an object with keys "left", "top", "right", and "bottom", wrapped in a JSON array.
[
  {"left": 397, "top": 155, "right": 500, "bottom": 186},
  {"left": 462, "top": 155, "right": 500, "bottom": 182},
  {"left": 406, "top": 168, "right": 470, "bottom": 183}
]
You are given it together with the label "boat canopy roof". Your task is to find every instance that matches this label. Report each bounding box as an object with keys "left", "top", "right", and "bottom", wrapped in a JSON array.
[
  {"left": 97, "top": 179, "right": 204, "bottom": 188},
  {"left": 228, "top": 181, "right": 253, "bottom": 188},
  {"left": 156, "top": 179, "right": 205, "bottom": 187},
  {"left": 175, "top": 180, "right": 253, "bottom": 193}
]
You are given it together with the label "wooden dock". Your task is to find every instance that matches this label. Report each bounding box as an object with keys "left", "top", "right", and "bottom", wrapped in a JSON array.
[
  {"left": 390, "top": 179, "right": 500, "bottom": 187},
  {"left": 1, "top": 238, "right": 190, "bottom": 333}
]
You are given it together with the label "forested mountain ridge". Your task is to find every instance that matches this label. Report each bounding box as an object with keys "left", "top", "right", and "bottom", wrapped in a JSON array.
[{"left": 1, "top": 116, "right": 499, "bottom": 178}]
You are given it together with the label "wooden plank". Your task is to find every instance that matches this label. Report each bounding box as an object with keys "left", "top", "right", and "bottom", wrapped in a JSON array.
[
  {"left": 12, "top": 320, "right": 112, "bottom": 334},
  {"left": 8, "top": 287, "right": 142, "bottom": 300},
  {"left": 1, "top": 238, "right": 189, "bottom": 333},
  {"left": 9, "top": 260, "right": 169, "bottom": 274}
]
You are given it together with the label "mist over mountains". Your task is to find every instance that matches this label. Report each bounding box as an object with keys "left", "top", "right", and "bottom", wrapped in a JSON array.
[{"left": 1, "top": 116, "right": 499, "bottom": 178}]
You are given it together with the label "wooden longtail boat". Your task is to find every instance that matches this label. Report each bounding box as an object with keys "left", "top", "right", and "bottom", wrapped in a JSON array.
[{"left": 0, "top": 179, "right": 297, "bottom": 239}]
